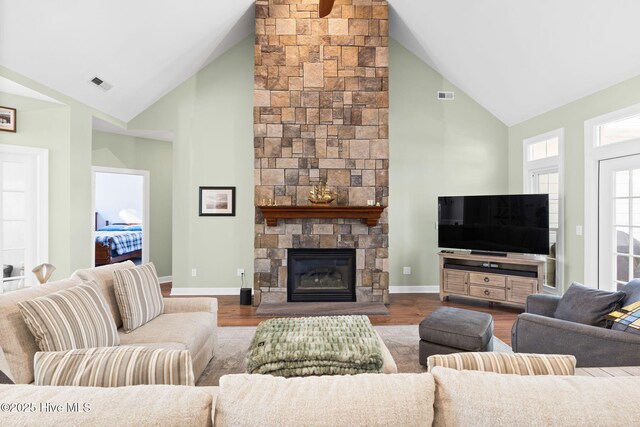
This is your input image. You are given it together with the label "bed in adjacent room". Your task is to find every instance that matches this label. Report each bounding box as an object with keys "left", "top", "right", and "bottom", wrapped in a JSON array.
[{"left": 94, "top": 218, "right": 143, "bottom": 266}]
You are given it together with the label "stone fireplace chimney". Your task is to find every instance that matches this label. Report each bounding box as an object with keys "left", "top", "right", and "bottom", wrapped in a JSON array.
[{"left": 253, "top": 0, "right": 389, "bottom": 306}]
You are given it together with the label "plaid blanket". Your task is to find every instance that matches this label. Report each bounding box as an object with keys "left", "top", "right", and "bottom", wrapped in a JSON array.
[
  {"left": 95, "top": 231, "right": 142, "bottom": 255},
  {"left": 245, "top": 315, "right": 384, "bottom": 377}
]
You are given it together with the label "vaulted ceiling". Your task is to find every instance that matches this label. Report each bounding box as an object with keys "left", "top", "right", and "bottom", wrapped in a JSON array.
[{"left": 2, "top": 0, "right": 640, "bottom": 126}]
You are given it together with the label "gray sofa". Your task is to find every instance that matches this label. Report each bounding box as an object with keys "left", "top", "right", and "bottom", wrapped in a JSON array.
[{"left": 512, "top": 279, "right": 640, "bottom": 367}]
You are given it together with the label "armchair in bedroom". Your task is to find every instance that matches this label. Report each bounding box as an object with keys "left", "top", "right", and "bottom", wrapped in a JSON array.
[{"left": 511, "top": 279, "right": 640, "bottom": 367}]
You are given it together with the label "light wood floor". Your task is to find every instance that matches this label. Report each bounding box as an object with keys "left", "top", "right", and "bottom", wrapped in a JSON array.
[{"left": 162, "top": 284, "right": 522, "bottom": 346}]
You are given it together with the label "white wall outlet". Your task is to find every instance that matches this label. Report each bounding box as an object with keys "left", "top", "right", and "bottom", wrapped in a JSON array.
[
  {"left": 435, "top": 221, "right": 438, "bottom": 230},
  {"left": 191, "top": 268, "right": 197, "bottom": 277},
  {"left": 576, "top": 225, "right": 583, "bottom": 236},
  {"left": 237, "top": 268, "right": 245, "bottom": 277},
  {"left": 403, "top": 266, "right": 412, "bottom": 275}
]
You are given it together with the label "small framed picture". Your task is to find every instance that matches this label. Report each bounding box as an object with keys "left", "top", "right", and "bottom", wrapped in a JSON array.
[
  {"left": 0, "top": 106, "right": 16, "bottom": 132},
  {"left": 199, "top": 186, "right": 236, "bottom": 216}
]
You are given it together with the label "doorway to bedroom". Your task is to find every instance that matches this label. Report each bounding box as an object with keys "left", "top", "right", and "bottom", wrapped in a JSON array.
[{"left": 91, "top": 167, "right": 149, "bottom": 268}]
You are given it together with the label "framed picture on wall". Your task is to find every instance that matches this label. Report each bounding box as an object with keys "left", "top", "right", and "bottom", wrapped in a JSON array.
[
  {"left": 199, "top": 186, "right": 236, "bottom": 216},
  {"left": 0, "top": 106, "right": 16, "bottom": 132}
]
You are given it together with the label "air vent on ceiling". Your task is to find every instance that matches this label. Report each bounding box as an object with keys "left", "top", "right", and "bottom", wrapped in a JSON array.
[
  {"left": 89, "top": 76, "right": 113, "bottom": 91},
  {"left": 437, "top": 91, "right": 454, "bottom": 101}
]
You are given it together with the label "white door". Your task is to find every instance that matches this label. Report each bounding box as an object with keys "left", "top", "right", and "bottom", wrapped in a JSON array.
[
  {"left": 0, "top": 146, "right": 48, "bottom": 291},
  {"left": 599, "top": 154, "right": 640, "bottom": 291}
]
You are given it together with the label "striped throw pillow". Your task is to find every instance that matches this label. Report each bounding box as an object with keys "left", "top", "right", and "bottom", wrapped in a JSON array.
[
  {"left": 18, "top": 281, "right": 120, "bottom": 351},
  {"left": 34, "top": 346, "right": 194, "bottom": 386},
  {"left": 113, "top": 263, "right": 164, "bottom": 333},
  {"left": 427, "top": 352, "right": 576, "bottom": 375}
]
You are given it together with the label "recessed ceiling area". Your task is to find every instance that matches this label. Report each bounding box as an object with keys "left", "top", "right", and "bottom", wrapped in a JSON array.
[{"left": 2, "top": 1, "right": 640, "bottom": 126}]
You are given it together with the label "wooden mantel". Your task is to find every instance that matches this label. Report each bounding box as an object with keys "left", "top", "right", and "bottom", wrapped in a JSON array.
[{"left": 258, "top": 205, "right": 386, "bottom": 227}]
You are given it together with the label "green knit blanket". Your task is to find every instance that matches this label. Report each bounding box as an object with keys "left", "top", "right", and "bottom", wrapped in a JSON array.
[{"left": 245, "top": 315, "right": 384, "bottom": 377}]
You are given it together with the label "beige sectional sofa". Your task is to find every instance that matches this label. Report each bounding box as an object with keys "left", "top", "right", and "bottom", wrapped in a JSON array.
[
  {"left": 1, "top": 368, "right": 639, "bottom": 426},
  {"left": 0, "top": 261, "right": 218, "bottom": 384}
]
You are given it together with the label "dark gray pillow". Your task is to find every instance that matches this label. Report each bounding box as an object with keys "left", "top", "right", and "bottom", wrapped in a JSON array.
[
  {"left": 554, "top": 282, "right": 626, "bottom": 327},
  {"left": 2, "top": 264, "right": 12, "bottom": 278},
  {"left": 0, "top": 370, "right": 13, "bottom": 384}
]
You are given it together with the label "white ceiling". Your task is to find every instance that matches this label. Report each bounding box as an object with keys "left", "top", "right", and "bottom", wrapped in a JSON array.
[
  {"left": 2, "top": 1, "right": 640, "bottom": 126},
  {"left": 0, "top": 0, "right": 255, "bottom": 123},
  {"left": 389, "top": 0, "right": 640, "bottom": 125}
]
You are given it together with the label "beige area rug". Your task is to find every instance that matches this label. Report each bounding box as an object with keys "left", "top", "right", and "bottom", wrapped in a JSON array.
[
  {"left": 256, "top": 302, "right": 389, "bottom": 316},
  {"left": 196, "top": 325, "right": 512, "bottom": 386}
]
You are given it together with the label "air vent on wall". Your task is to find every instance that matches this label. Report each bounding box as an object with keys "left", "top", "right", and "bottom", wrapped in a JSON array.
[
  {"left": 437, "top": 91, "right": 454, "bottom": 101},
  {"left": 89, "top": 76, "right": 113, "bottom": 91}
]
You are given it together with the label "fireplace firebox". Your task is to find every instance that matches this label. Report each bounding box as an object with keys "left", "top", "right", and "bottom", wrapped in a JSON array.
[{"left": 287, "top": 249, "right": 356, "bottom": 302}]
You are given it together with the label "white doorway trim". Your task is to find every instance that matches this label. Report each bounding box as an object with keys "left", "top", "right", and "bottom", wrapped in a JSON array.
[
  {"left": 0, "top": 144, "right": 49, "bottom": 281},
  {"left": 91, "top": 166, "right": 150, "bottom": 267},
  {"left": 584, "top": 103, "right": 640, "bottom": 288},
  {"left": 522, "top": 128, "right": 564, "bottom": 294}
]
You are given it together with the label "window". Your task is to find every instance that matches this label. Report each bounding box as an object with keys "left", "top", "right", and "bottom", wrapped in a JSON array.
[
  {"left": 523, "top": 129, "right": 563, "bottom": 293},
  {"left": 0, "top": 145, "right": 48, "bottom": 292},
  {"left": 528, "top": 136, "right": 559, "bottom": 161},
  {"left": 597, "top": 113, "right": 640, "bottom": 147},
  {"left": 585, "top": 103, "right": 640, "bottom": 290},
  {"left": 611, "top": 164, "right": 640, "bottom": 287}
]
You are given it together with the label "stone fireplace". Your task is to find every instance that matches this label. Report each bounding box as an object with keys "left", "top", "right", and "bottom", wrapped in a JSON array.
[
  {"left": 288, "top": 248, "right": 356, "bottom": 302},
  {"left": 253, "top": 0, "right": 389, "bottom": 306}
]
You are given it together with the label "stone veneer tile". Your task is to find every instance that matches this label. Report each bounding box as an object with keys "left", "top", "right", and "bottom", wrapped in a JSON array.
[
  {"left": 313, "top": 224, "right": 334, "bottom": 235},
  {"left": 262, "top": 169, "right": 285, "bottom": 185},
  {"left": 276, "top": 19, "right": 296, "bottom": 35},
  {"left": 327, "top": 169, "right": 351, "bottom": 186},
  {"left": 328, "top": 19, "right": 349, "bottom": 35},
  {"left": 303, "top": 62, "right": 324, "bottom": 88},
  {"left": 254, "top": 90, "right": 271, "bottom": 107},
  {"left": 370, "top": 139, "right": 389, "bottom": 159},
  {"left": 349, "top": 187, "right": 375, "bottom": 206},
  {"left": 349, "top": 140, "right": 370, "bottom": 159}
]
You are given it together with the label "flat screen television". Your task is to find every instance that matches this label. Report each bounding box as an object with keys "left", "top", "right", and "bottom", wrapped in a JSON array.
[{"left": 438, "top": 194, "right": 550, "bottom": 255}]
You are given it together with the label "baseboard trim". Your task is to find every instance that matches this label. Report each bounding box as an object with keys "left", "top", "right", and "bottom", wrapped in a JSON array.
[
  {"left": 389, "top": 286, "right": 439, "bottom": 294},
  {"left": 158, "top": 276, "right": 173, "bottom": 284},
  {"left": 170, "top": 286, "right": 436, "bottom": 296},
  {"left": 170, "top": 287, "right": 246, "bottom": 296}
]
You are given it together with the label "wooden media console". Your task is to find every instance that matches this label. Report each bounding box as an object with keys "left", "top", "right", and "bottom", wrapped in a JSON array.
[{"left": 439, "top": 251, "right": 546, "bottom": 308}]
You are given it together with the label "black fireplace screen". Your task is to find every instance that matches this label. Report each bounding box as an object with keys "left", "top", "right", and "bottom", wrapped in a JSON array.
[{"left": 287, "top": 248, "right": 356, "bottom": 302}]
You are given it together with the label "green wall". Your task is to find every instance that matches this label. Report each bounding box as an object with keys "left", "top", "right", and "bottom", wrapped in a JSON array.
[
  {"left": 388, "top": 40, "right": 509, "bottom": 288},
  {"left": 0, "top": 93, "right": 73, "bottom": 280},
  {"left": 0, "top": 66, "right": 124, "bottom": 280},
  {"left": 92, "top": 131, "right": 173, "bottom": 277},
  {"left": 6, "top": 33, "right": 640, "bottom": 292},
  {"left": 129, "top": 36, "right": 255, "bottom": 289},
  {"left": 509, "top": 73, "right": 640, "bottom": 289},
  {"left": 130, "top": 35, "right": 508, "bottom": 290}
]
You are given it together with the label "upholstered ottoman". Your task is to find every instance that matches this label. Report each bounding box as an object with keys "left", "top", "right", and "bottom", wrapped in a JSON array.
[{"left": 419, "top": 307, "right": 494, "bottom": 366}]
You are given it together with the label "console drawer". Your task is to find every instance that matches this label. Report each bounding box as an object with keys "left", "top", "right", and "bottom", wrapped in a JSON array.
[
  {"left": 469, "top": 285, "right": 506, "bottom": 301},
  {"left": 469, "top": 272, "right": 506, "bottom": 288},
  {"left": 443, "top": 269, "right": 468, "bottom": 295}
]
